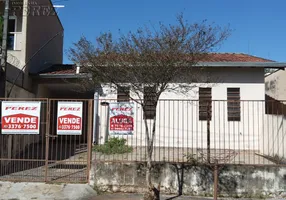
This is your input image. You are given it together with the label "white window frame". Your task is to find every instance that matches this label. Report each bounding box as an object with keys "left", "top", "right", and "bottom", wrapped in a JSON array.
[{"left": 8, "top": 16, "right": 17, "bottom": 50}]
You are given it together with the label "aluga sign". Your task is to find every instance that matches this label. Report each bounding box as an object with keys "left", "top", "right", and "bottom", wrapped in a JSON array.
[
  {"left": 57, "top": 102, "right": 83, "bottom": 135},
  {"left": 1, "top": 101, "right": 41, "bottom": 134},
  {"left": 109, "top": 102, "right": 135, "bottom": 135}
]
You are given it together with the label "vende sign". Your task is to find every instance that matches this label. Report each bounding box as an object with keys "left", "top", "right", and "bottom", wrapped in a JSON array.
[
  {"left": 57, "top": 102, "right": 83, "bottom": 135},
  {"left": 109, "top": 102, "right": 135, "bottom": 135},
  {"left": 1, "top": 101, "right": 41, "bottom": 134}
]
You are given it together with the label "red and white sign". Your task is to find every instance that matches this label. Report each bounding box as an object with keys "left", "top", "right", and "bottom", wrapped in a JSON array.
[
  {"left": 1, "top": 101, "right": 41, "bottom": 134},
  {"left": 57, "top": 102, "right": 83, "bottom": 135},
  {"left": 109, "top": 102, "right": 135, "bottom": 135}
]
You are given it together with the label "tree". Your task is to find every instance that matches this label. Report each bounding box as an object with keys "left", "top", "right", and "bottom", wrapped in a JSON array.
[{"left": 68, "top": 14, "right": 230, "bottom": 200}]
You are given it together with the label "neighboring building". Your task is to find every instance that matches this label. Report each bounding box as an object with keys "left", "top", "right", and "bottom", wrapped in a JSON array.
[
  {"left": 0, "top": 0, "right": 63, "bottom": 98},
  {"left": 264, "top": 69, "right": 286, "bottom": 161},
  {"left": 0, "top": 0, "right": 64, "bottom": 164},
  {"left": 265, "top": 69, "right": 286, "bottom": 101}
]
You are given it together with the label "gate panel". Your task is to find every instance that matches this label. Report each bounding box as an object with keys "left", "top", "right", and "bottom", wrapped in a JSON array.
[
  {"left": 0, "top": 98, "right": 93, "bottom": 183},
  {"left": 45, "top": 99, "right": 92, "bottom": 183},
  {"left": 0, "top": 98, "right": 48, "bottom": 182}
]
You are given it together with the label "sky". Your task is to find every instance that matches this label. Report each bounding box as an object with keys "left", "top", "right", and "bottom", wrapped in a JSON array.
[{"left": 53, "top": 0, "right": 286, "bottom": 64}]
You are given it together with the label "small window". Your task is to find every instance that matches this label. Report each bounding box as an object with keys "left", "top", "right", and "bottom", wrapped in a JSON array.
[
  {"left": 199, "top": 88, "right": 212, "bottom": 121},
  {"left": 7, "top": 17, "right": 17, "bottom": 50},
  {"left": 117, "top": 86, "right": 130, "bottom": 102},
  {"left": 144, "top": 86, "right": 157, "bottom": 119},
  {"left": 227, "top": 88, "right": 240, "bottom": 121}
]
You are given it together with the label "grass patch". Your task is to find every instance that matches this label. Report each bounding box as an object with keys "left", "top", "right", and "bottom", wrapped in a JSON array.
[{"left": 93, "top": 137, "right": 133, "bottom": 155}]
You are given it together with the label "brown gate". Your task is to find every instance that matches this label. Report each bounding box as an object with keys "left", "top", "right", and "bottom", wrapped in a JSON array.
[{"left": 0, "top": 98, "right": 93, "bottom": 183}]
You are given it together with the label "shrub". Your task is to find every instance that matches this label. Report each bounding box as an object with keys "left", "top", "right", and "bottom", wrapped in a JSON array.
[{"left": 93, "top": 137, "right": 133, "bottom": 155}]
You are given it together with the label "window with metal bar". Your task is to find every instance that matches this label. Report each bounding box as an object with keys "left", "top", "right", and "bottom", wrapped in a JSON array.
[
  {"left": 227, "top": 88, "right": 241, "bottom": 121},
  {"left": 117, "top": 86, "right": 130, "bottom": 102},
  {"left": 199, "top": 88, "right": 212, "bottom": 121},
  {"left": 143, "top": 86, "right": 157, "bottom": 119}
]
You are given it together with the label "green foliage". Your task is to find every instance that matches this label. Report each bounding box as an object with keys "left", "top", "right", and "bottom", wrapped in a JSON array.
[
  {"left": 183, "top": 152, "right": 205, "bottom": 165},
  {"left": 93, "top": 137, "right": 133, "bottom": 155}
]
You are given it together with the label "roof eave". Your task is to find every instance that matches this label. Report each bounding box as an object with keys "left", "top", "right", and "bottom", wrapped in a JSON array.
[
  {"left": 35, "top": 73, "right": 89, "bottom": 79},
  {"left": 196, "top": 62, "right": 286, "bottom": 68},
  {"left": 35, "top": 62, "right": 286, "bottom": 78}
]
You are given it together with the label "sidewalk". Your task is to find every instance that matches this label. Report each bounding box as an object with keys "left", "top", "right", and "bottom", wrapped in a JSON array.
[
  {"left": 0, "top": 181, "right": 96, "bottom": 200},
  {"left": 88, "top": 194, "right": 211, "bottom": 200},
  {"left": 88, "top": 193, "right": 281, "bottom": 200}
]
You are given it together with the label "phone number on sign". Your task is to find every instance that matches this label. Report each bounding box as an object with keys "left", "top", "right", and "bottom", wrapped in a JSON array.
[
  {"left": 2, "top": 124, "right": 37, "bottom": 129},
  {"left": 58, "top": 125, "right": 81, "bottom": 130}
]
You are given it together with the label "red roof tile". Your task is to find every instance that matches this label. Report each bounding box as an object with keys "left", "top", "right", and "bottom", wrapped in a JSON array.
[
  {"left": 45, "top": 69, "right": 75, "bottom": 74},
  {"left": 39, "top": 53, "right": 275, "bottom": 75},
  {"left": 202, "top": 53, "right": 274, "bottom": 62},
  {"left": 38, "top": 64, "right": 76, "bottom": 75}
]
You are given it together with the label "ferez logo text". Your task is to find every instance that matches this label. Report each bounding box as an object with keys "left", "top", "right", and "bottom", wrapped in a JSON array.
[
  {"left": 60, "top": 107, "right": 81, "bottom": 111},
  {"left": 111, "top": 107, "right": 132, "bottom": 111},
  {"left": 5, "top": 106, "right": 37, "bottom": 111}
]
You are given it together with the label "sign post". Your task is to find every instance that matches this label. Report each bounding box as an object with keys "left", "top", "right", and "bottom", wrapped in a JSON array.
[
  {"left": 57, "top": 102, "right": 83, "bottom": 135},
  {"left": 1, "top": 101, "right": 41, "bottom": 134},
  {"left": 109, "top": 102, "right": 135, "bottom": 135}
]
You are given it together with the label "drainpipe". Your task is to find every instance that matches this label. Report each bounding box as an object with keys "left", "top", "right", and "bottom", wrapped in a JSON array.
[{"left": 93, "top": 90, "right": 99, "bottom": 144}]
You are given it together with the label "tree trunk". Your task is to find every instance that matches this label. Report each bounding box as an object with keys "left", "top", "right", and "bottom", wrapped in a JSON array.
[
  {"left": 207, "top": 102, "right": 211, "bottom": 164},
  {"left": 143, "top": 113, "right": 160, "bottom": 200}
]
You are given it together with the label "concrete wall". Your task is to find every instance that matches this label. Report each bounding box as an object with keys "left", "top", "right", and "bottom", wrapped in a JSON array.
[
  {"left": 26, "top": 0, "right": 63, "bottom": 74},
  {"left": 5, "top": 81, "right": 35, "bottom": 98},
  {"left": 265, "top": 69, "right": 286, "bottom": 101},
  {"left": 91, "top": 162, "right": 286, "bottom": 198},
  {"left": 97, "top": 68, "right": 265, "bottom": 152}
]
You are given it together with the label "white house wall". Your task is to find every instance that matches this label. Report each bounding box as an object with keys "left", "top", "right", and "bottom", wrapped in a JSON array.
[{"left": 97, "top": 67, "right": 267, "bottom": 154}]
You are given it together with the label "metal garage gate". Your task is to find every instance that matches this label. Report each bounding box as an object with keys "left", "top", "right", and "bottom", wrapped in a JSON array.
[{"left": 0, "top": 98, "right": 93, "bottom": 183}]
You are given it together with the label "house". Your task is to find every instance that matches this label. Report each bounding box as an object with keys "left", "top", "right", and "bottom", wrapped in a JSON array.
[
  {"left": 31, "top": 64, "right": 94, "bottom": 98},
  {"left": 0, "top": 0, "right": 63, "bottom": 98},
  {"left": 263, "top": 69, "right": 286, "bottom": 161},
  {"left": 0, "top": 0, "right": 285, "bottom": 164},
  {"left": 37, "top": 53, "right": 286, "bottom": 164},
  {"left": 265, "top": 69, "right": 286, "bottom": 101}
]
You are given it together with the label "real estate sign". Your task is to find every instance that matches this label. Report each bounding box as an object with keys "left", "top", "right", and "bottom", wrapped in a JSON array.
[
  {"left": 1, "top": 101, "right": 41, "bottom": 134},
  {"left": 109, "top": 102, "right": 135, "bottom": 135},
  {"left": 57, "top": 101, "right": 83, "bottom": 135}
]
